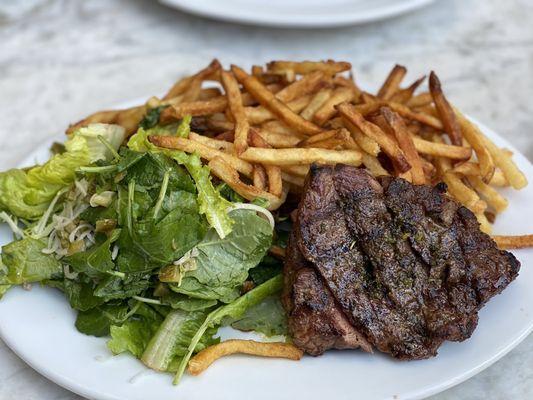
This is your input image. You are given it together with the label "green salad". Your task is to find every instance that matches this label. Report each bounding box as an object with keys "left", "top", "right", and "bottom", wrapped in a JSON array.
[{"left": 0, "top": 116, "right": 288, "bottom": 383}]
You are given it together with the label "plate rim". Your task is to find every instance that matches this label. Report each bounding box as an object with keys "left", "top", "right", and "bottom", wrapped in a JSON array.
[
  {"left": 1, "top": 109, "right": 532, "bottom": 400},
  {"left": 158, "top": 0, "right": 437, "bottom": 28}
]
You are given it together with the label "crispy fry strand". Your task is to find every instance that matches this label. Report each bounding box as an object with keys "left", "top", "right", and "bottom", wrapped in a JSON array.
[
  {"left": 313, "top": 87, "right": 355, "bottom": 126},
  {"left": 249, "top": 129, "right": 283, "bottom": 197},
  {"left": 429, "top": 72, "right": 462, "bottom": 145},
  {"left": 381, "top": 107, "right": 425, "bottom": 184},
  {"left": 337, "top": 103, "right": 410, "bottom": 173},
  {"left": 188, "top": 340, "right": 303, "bottom": 376},
  {"left": 300, "top": 88, "right": 332, "bottom": 121},
  {"left": 240, "top": 147, "right": 362, "bottom": 167},
  {"left": 267, "top": 60, "right": 351, "bottom": 76},
  {"left": 377, "top": 65, "right": 407, "bottom": 100},
  {"left": 231, "top": 65, "right": 322, "bottom": 135},
  {"left": 221, "top": 70, "right": 250, "bottom": 154},
  {"left": 467, "top": 175, "right": 508, "bottom": 213},
  {"left": 492, "top": 235, "right": 533, "bottom": 249}
]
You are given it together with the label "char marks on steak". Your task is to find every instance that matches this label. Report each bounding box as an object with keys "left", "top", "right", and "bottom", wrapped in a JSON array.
[{"left": 283, "top": 164, "right": 520, "bottom": 360}]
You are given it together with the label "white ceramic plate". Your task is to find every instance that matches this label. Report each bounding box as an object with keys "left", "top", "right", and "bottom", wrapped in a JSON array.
[
  {"left": 0, "top": 118, "right": 532, "bottom": 400},
  {"left": 159, "top": 0, "right": 437, "bottom": 28}
]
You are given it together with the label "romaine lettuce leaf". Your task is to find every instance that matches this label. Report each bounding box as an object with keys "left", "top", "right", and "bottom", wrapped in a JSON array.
[
  {"left": 127, "top": 127, "right": 233, "bottom": 238},
  {"left": 140, "top": 309, "right": 218, "bottom": 372},
  {"left": 228, "top": 296, "right": 287, "bottom": 337},
  {"left": 1, "top": 237, "right": 62, "bottom": 284},
  {"left": 168, "top": 209, "right": 273, "bottom": 303},
  {"left": 0, "top": 123, "right": 124, "bottom": 219},
  {"left": 174, "top": 274, "right": 283, "bottom": 383}
]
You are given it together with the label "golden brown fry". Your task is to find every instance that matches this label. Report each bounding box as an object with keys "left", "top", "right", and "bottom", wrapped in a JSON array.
[
  {"left": 249, "top": 129, "right": 283, "bottom": 197},
  {"left": 377, "top": 65, "right": 407, "bottom": 100},
  {"left": 406, "top": 92, "right": 433, "bottom": 108},
  {"left": 313, "top": 87, "right": 355, "bottom": 126},
  {"left": 255, "top": 128, "right": 303, "bottom": 148},
  {"left": 149, "top": 135, "right": 253, "bottom": 177},
  {"left": 252, "top": 164, "right": 267, "bottom": 191},
  {"left": 429, "top": 72, "right": 462, "bottom": 146},
  {"left": 163, "top": 59, "right": 221, "bottom": 100},
  {"left": 267, "top": 60, "right": 351, "bottom": 76},
  {"left": 300, "top": 88, "right": 332, "bottom": 121},
  {"left": 231, "top": 65, "right": 322, "bottom": 135},
  {"left": 337, "top": 103, "right": 410, "bottom": 173},
  {"left": 478, "top": 134, "right": 527, "bottom": 189},
  {"left": 281, "top": 172, "right": 305, "bottom": 187},
  {"left": 208, "top": 157, "right": 285, "bottom": 210},
  {"left": 298, "top": 129, "right": 348, "bottom": 147},
  {"left": 467, "top": 175, "right": 508, "bottom": 213},
  {"left": 411, "top": 136, "right": 472, "bottom": 160},
  {"left": 342, "top": 119, "right": 381, "bottom": 157},
  {"left": 160, "top": 97, "right": 228, "bottom": 122},
  {"left": 389, "top": 76, "right": 426, "bottom": 104},
  {"left": 66, "top": 105, "right": 146, "bottom": 136},
  {"left": 492, "top": 235, "right": 533, "bottom": 249},
  {"left": 452, "top": 162, "right": 508, "bottom": 187},
  {"left": 245, "top": 94, "right": 312, "bottom": 125},
  {"left": 420, "top": 157, "right": 436, "bottom": 180},
  {"left": 362, "top": 154, "right": 390, "bottom": 177},
  {"left": 333, "top": 76, "right": 362, "bottom": 100},
  {"left": 452, "top": 108, "right": 495, "bottom": 182},
  {"left": 261, "top": 120, "right": 298, "bottom": 135},
  {"left": 476, "top": 212, "right": 492, "bottom": 234},
  {"left": 240, "top": 146, "right": 362, "bottom": 167},
  {"left": 188, "top": 340, "right": 303, "bottom": 376},
  {"left": 381, "top": 107, "right": 425, "bottom": 184},
  {"left": 189, "top": 132, "right": 234, "bottom": 151},
  {"left": 275, "top": 71, "right": 327, "bottom": 102},
  {"left": 281, "top": 165, "right": 310, "bottom": 177},
  {"left": 442, "top": 172, "right": 487, "bottom": 214},
  {"left": 198, "top": 87, "right": 222, "bottom": 100},
  {"left": 221, "top": 70, "right": 249, "bottom": 154}
]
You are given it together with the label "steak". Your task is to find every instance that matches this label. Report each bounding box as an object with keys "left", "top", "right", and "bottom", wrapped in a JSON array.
[{"left": 283, "top": 164, "right": 520, "bottom": 359}]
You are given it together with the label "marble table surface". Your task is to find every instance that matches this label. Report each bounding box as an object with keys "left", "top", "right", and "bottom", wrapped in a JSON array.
[{"left": 0, "top": 0, "right": 532, "bottom": 399}]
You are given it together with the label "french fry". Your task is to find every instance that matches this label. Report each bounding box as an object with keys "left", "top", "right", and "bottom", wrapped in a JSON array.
[
  {"left": 467, "top": 175, "right": 508, "bottom": 213},
  {"left": 443, "top": 172, "right": 487, "bottom": 214},
  {"left": 221, "top": 70, "right": 249, "bottom": 154},
  {"left": 476, "top": 212, "right": 492, "bottom": 234},
  {"left": 66, "top": 105, "right": 146, "bottom": 136},
  {"left": 406, "top": 92, "right": 433, "bottom": 108},
  {"left": 452, "top": 162, "right": 508, "bottom": 187},
  {"left": 252, "top": 164, "right": 267, "bottom": 190},
  {"left": 249, "top": 129, "right": 283, "bottom": 197},
  {"left": 231, "top": 65, "right": 322, "bottom": 135},
  {"left": 300, "top": 88, "right": 332, "bottom": 121},
  {"left": 478, "top": 134, "right": 527, "bottom": 189},
  {"left": 377, "top": 65, "right": 407, "bottom": 100},
  {"left": 163, "top": 59, "right": 221, "bottom": 100},
  {"left": 411, "top": 135, "right": 472, "bottom": 160},
  {"left": 281, "top": 172, "right": 305, "bottom": 187},
  {"left": 149, "top": 135, "right": 253, "bottom": 177},
  {"left": 256, "top": 128, "right": 303, "bottom": 148},
  {"left": 189, "top": 132, "right": 234, "bottom": 151},
  {"left": 381, "top": 107, "right": 425, "bottom": 184},
  {"left": 187, "top": 340, "right": 303, "bottom": 376},
  {"left": 281, "top": 164, "right": 310, "bottom": 177},
  {"left": 208, "top": 157, "right": 285, "bottom": 210},
  {"left": 492, "top": 235, "right": 533, "bottom": 249},
  {"left": 362, "top": 154, "right": 390, "bottom": 177},
  {"left": 261, "top": 120, "right": 298, "bottom": 135},
  {"left": 240, "top": 147, "right": 362, "bottom": 167},
  {"left": 245, "top": 94, "right": 312, "bottom": 125},
  {"left": 452, "top": 108, "right": 495, "bottom": 183},
  {"left": 298, "top": 129, "right": 348, "bottom": 147},
  {"left": 313, "top": 87, "right": 355, "bottom": 126},
  {"left": 198, "top": 87, "right": 222, "bottom": 100},
  {"left": 267, "top": 60, "right": 351, "bottom": 76},
  {"left": 160, "top": 97, "right": 228, "bottom": 123},
  {"left": 342, "top": 119, "right": 381, "bottom": 157},
  {"left": 275, "top": 71, "right": 327, "bottom": 102},
  {"left": 337, "top": 103, "right": 410, "bottom": 173},
  {"left": 389, "top": 76, "right": 426, "bottom": 104},
  {"left": 429, "top": 72, "right": 462, "bottom": 146}
]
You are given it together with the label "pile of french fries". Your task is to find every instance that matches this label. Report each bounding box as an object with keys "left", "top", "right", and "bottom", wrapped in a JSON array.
[{"left": 68, "top": 59, "right": 530, "bottom": 241}]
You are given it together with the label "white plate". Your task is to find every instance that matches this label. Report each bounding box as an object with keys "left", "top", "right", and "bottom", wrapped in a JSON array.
[
  {"left": 159, "top": 0, "right": 437, "bottom": 28},
  {"left": 0, "top": 118, "right": 532, "bottom": 400}
]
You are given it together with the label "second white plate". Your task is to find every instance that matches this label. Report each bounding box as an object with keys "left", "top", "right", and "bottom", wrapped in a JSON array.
[{"left": 159, "top": 0, "right": 437, "bottom": 28}]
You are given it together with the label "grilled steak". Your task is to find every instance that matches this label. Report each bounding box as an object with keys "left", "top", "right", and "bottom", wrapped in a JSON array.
[{"left": 284, "top": 164, "right": 520, "bottom": 360}]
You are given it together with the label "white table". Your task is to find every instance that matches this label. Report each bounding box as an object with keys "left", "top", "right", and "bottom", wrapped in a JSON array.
[{"left": 0, "top": 0, "right": 532, "bottom": 398}]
